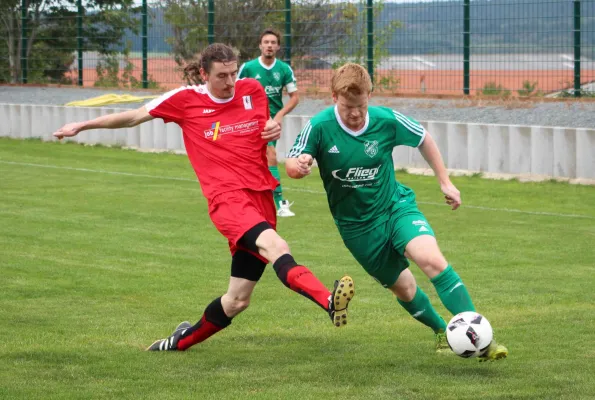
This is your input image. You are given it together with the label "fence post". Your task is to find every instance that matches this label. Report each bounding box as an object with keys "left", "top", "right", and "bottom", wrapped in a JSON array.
[
  {"left": 574, "top": 0, "right": 581, "bottom": 98},
  {"left": 20, "top": 0, "right": 27, "bottom": 84},
  {"left": 77, "top": 0, "right": 83, "bottom": 86},
  {"left": 366, "top": 0, "right": 374, "bottom": 84},
  {"left": 142, "top": 0, "right": 148, "bottom": 89},
  {"left": 284, "top": 0, "right": 291, "bottom": 65},
  {"left": 463, "top": 0, "right": 470, "bottom": 95},
  {"left": 208, "top": 0, "right": 214, "bottom": 44}
]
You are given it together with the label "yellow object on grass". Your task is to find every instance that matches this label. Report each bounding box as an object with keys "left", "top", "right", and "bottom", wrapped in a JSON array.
[{"left": 65, "top": 94, "right": 159, "bottom": 107}]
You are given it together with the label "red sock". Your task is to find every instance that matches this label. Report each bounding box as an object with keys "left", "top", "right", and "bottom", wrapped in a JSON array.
[
  {"left": 286, "top": 265, "right": 332, "bottom": 310},
  {"left": 177, "top": 297, "right": 232, "bottom": 351},
  {"left": 177, "top": 316, "right": 223, "bottom": 351}
]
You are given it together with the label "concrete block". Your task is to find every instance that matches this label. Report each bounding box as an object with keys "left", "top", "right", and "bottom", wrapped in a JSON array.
[
  {"left": 10, "top": 105, "right": 21, "bottom": 139},
  {"left": 509, "top": 125, "right": 531, "bottom": 174},
  {"left": 468, "top": 124, "right": 489, "bottom": 172},
  {"left": 446, "top": 122, "right": 468, "bottom": 170},
  {"left": 487, "top": 124, "right": 509, "bottom": 173},
  {"left": 140, "top": 120, "right": 154, "bottom": 149},
  {"left": 576, "top": 129, "right": 595, "bottom": 179},
  {"left": 530, "top": 126, "right": 554, "bottom": 176},
  {"left": 20, "top": 105, "right": 32, "bottom": 138},
  {"left": 428, "top": 121, "right": 448, "bottom": 165},
  {"left": 0, "top": 104, "right": 10, "bottom": 136},
  {"left": 553, "top": 128, "right": 576, "bottom": 178}
]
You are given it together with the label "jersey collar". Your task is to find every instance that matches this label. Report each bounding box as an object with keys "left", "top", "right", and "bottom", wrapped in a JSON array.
[
  {"left": 334, "top": 106, "right": 370, "bottom": 137},
  {"left": 204, "top": 84, "right": 235, "bottom": 104},
  {"left": 258, "top": 57, "right": 277, "bottom": 70}
]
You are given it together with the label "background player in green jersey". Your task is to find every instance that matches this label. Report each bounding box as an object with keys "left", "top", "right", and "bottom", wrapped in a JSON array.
[
  {"left": 285, "top": 63, "right": 508, "bottom": 361},
  {"left": 238, "top": 28, "right": 299, "bottom": 217}
]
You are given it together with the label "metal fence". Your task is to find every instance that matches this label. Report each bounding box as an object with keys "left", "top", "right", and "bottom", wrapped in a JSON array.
[{"left": 2, "top": 0, "right": 594, "bottom": 97}]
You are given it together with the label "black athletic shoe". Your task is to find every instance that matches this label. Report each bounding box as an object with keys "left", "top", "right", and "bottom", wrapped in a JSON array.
[
  {"left": 328, "top": 276, "right": 355, "bottom": 327},
  {"left": 146, "top": 321, "right": 192, "bottom": 351}
]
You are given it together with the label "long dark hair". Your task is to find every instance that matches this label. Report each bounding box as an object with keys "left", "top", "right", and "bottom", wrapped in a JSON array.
[{"left": 183, "top": 43, "right": 238, "bottom": 85}]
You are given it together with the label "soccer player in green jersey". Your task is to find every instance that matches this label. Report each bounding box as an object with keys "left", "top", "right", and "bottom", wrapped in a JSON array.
[
  {"left": 238, "top": 28, "right": 299, "bottom": 217},
  {"left": 285, "top": 63, "right": 508, "bottom": 361}
]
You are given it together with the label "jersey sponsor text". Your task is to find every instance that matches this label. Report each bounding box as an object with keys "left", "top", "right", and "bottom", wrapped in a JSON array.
[
  {"left": 204, "top": 120, "right": 260, "bottom": 139},
  {"left": 332, "top": 165, "right": 382, "bottom": 182}
]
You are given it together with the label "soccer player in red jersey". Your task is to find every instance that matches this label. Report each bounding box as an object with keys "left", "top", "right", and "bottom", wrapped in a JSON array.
[{"left": 52, "top": 43, "right": 354, "bottom": 351}]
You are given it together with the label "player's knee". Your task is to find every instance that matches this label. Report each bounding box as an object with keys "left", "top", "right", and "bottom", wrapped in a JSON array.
[
  {"left": 226, "top": 297, "right": 250, "bottom": 316},
  {"left": 416, "top": 255, "right": 448, "bottom": 277},
  {"left": 399, "top": 279, "right": 417, "bottom": 300},
  {"left": 254, "top": 229, "right": 290, "bottom": 263},
  {"left": 392, "top": 270, "right": 417, "bottom": 301},
  {"left": 267, "top": 237, "right": 290, "bottom": 261}
]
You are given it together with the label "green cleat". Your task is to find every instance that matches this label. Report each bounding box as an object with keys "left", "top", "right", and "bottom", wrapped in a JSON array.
[
  {"left": 435, "top": 332, "right": 453, "bottom": 355},
  {"left": 478, "top": 340, "right": 508, "bottom": 362}
]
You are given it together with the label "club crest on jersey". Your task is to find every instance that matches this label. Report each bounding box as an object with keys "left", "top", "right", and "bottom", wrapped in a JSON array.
[
  {"left": 364, "top": 140, "right": 379, "bottom": 158},
  {"left": 273, "top": 72, "right": 281, "bottom": 81},
  {"left": 243, "top": 95, "right": 253, "bottom": 110}
]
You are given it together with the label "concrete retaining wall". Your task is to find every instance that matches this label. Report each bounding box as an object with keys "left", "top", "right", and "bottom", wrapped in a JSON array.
[{"left": 1, "top": 103, "right": 593, "bottom": 179}]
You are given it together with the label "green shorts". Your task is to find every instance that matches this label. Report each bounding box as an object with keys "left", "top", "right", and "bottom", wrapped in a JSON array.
[{"left": 341, "top": 195, "right": 435, "bottom": 288}]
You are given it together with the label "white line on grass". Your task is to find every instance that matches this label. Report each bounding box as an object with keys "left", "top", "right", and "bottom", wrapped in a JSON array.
[{"left": 2, "top": 159, "right": 594, "bottom": 221}]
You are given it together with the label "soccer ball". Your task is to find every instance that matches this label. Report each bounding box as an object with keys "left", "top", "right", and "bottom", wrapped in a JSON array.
[{"left": 446, "top": 312, "right": 493, "bottom": 358}]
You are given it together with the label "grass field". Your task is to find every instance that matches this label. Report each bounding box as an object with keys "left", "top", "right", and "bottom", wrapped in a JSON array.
[{"left": 1, "top": 138, "right": 594, "bottom": 400}]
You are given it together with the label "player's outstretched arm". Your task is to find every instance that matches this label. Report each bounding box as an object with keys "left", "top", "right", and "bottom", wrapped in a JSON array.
[
  {"left": 418, "top": 131, "right": 461, "bottom": 210},
  {"left": 286, "top": 154, "right": 313, "bottom": 179},
  {"left": 53, "top": 106, "right": 154, "bottom": 140}
]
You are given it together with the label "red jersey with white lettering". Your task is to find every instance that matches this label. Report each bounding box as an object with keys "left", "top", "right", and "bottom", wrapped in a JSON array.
[{"left": 145, "top": 78, "right": 278, "bottom": 200}]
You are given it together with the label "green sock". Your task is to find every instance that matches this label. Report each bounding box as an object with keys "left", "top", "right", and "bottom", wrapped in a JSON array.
[
  {"left": 431, "top": 265, "right": 476, "bottom": 315},
  {"left": 269, "top": 166, "right": 283, "bottom": 207},
  {"left": 397, "top": 286, "right": 447, "bottom": 333}
]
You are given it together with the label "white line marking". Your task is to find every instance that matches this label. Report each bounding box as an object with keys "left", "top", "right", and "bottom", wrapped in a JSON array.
[
  {"left": 1, "top": 160, "right": 594, "bottom": 220},
  {"left": 0, "top": 160, "right": 196, "bottom": 182},
  {"left": 411, "top": 56, "right": 436, "bottom": 68}
]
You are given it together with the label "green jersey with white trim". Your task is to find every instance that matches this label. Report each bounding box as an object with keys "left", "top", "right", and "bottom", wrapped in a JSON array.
[
  {"left": 238, "top": 57, "right": 297, "bottom": 117},
  {"left": 288, "top": 105, "right": 426, "bottom": 235}
]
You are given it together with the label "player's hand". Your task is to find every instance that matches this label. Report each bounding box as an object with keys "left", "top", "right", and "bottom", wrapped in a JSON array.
[
  {"left": 440, "top": 181, "right": 461, "bottom": 210},
  {"left": 262, "top": 119, "right": 281, "bottom": 142},
  {"left": 53, "top": 122, "right": 83, "bottom": 140},
  {"left": 296, "top": 154, "right": 313, "bottom": 176}
]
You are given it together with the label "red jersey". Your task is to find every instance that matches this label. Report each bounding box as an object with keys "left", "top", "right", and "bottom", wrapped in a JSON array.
[{"left": 145, "top": 78, "right": 278, "bottom": 200}]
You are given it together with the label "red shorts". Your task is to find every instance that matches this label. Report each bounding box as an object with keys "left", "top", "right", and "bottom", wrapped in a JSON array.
[{"left": 208, "top": 189, "right": 277, "bottom": 258}]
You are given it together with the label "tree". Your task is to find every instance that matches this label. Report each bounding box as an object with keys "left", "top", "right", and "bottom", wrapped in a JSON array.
[
  {"left": 331, "top": 2, "right": 401, "bottom": 74},
  {"left": 0, "top": 0, "right": 138, "bottom": 84},
  {"left": 161, "top": 0, "right": 399, "bottom": 84},
  {"left": 161, "top": 1, "right": 363, "bottom": 70}
]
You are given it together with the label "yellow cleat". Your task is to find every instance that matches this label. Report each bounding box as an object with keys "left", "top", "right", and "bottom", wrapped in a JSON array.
[
  {"left": 329, "top": 276, "right": 355, "bottom": 327},
  {"left": 478, "top": 340, "right": 508, "bottom": 362},
  {"left": 435, "top": 332, "right": 454, "bottom": 355}
]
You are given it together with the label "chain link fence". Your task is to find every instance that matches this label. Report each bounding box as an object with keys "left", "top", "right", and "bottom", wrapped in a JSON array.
[{"left": 2, "top": 0, "right": 594, "bottom": 97}]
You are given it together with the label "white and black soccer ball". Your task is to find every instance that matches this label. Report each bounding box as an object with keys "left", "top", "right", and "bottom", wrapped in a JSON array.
[{"left": 446, "top": 312, "right": 493, "bottom": 358}]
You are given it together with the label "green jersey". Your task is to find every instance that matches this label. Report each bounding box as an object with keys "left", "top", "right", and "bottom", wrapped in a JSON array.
[
  {"left": 238, "top": 57, "right": 297, "bottom": 117},
  {"left": 287, "top": 105, "right": 426, "bottom": 236}
]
